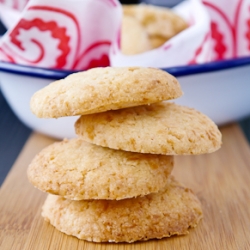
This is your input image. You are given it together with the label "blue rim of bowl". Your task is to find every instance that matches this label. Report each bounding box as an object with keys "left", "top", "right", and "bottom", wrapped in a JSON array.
[{"left": 0, "top": 56, "right": 250, "bottom": 79}]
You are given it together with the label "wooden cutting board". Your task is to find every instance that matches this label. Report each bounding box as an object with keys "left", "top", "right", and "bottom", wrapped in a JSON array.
[{"left": 0, "top": 123, "right": 250, "bottom": 250}]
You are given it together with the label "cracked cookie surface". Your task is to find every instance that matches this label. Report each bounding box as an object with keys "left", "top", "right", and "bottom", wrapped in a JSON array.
[
  {"left": 27, "top": 138, "right": 173, "bottom": 200},
  {"left": 42, "top": 176, "right": 203, "bottom": 243},
  {"left": 75, "top": 102, "right": 222, "bottom": 155},
  {"left": 30, "top": 67, "right": 182, "bottom": 118}
]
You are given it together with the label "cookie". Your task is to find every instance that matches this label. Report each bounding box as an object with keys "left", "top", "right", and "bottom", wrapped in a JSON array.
[
  {"left": 27, "top": 138, "right": 173, "bottom": 200},
  {"left": 121, "top": 15, "right": 152, "bottom": 55},
  {"left": 30, "top": 67, "right": 183, "bottom": 118},
  {"left": 149, "top": 36, "right": 168, "bottom": 49},
  {"left": 123, "top": 4, "right": 188, "bottom": 47},
  {"left": 42, "top": 176, "right": 203, "bottom": 243},
  {"left": 75, "top": 102, "right": 222, "bottom": 155}
]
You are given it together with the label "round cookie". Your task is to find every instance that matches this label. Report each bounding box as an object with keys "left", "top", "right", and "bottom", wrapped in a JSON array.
[
  {"left": 27, "top": 138, "right": 173, "bottom": 200},
  {"left": 75, "top": 102, "right": 222, "bottom": 155},
  {"left": 42, "top": 176, "right": 203, "bottom": 243},
  {"left": 123, "top": 4, "right": 188, "bottom": 47},
  {"left": 149, "top": 36, "right": 168, "bottom": 49},
  {"left": 30, "top": 67, "right": 183, "bottom": 118},
  {"left": 121, "top": 15, "right": 152, "bottom": 55}
]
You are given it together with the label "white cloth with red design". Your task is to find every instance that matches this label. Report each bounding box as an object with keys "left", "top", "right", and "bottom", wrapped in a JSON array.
[{"left": 0, "top": 0, "right": 249, "bottom": 70}]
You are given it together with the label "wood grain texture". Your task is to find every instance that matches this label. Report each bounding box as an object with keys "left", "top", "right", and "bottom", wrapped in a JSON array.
[{"left": 0, "top": 124, "right": 250, "bottom": 250}]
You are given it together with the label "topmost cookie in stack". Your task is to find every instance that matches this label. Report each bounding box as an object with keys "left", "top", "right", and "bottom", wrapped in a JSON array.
[
  {"left": 30, "top": 67, "right": 183, "bottom": 117},
  {"left": 28, "top": 67, "right": 222, "bottom": 243}
]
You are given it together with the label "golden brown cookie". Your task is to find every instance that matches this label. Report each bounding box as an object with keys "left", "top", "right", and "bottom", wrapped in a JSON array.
[
  {"left": 30, "top": 67, "right": 183, "bottom": 118},
  {"left": 123, "top": 4, "right": 188, "bottom": 48},
  {"left": 75, "top": 102, "right": 222, "bottom": 155},
  {"left": 27, "top": 138, "right": 173, "bottom": 200},
  {"left": 121, "top": 15, "right": 152, "bottom": 55},
  {"left": 42, "top": 176, "right": 203, "bottom": 243},
  {"left": 149, "top": 35, "right": 168, "bottom": 49}
]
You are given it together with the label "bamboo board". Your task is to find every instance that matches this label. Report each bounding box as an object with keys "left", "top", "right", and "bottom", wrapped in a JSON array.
[{"left": 0, "top": 123, "right": 250, "bottom": 250}]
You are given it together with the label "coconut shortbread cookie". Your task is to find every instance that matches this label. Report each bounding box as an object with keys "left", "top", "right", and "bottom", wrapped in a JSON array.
[
  {"left": 42, "top": 176, "right": 203, "bottom": 243},
  {"left": 123, "top": 4, "right": 188, "bottom": 48},
  {"left": 30, "top": 67, "right": 183, "bottom": 118},
  {"left": 75, "top": 102, "right": 222, "bottom": 155},
  {"left": 27, "top": 138, "right": 173, "bottom": 200},
  {"left": 121, "top": 15, "right": 152, "bottom": 55}
]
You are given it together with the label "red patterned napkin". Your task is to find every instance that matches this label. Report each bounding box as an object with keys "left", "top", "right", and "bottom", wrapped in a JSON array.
[
  {"left": 203, "top": 0, "right": 250, "bottom": 60},
  {"left": 0, "top": 0, "right": 249, "bottom": 70},
  {"left": 0, "top": 0, "right": 122, "bottom": 70},
  {"left": 111, "top": 0, "right": 212, "bottom": 67},
  {"left": 111, "top": 0, "right": 250, "bottom": 67}
]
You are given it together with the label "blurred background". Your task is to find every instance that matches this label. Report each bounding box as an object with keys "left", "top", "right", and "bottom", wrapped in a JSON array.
[
  {"left": 0, "top": 21, "right": 31, "bottom": 185},
  {"left": 120, "top": 0, "right": 184, "bottom": 7}
]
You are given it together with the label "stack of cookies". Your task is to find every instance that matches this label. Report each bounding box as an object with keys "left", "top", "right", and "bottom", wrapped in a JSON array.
[{"left": 28, "top": 67, "right": 222, "bottom": 243}]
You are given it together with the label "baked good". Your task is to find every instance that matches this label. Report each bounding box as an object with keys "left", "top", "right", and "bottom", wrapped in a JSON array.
[
  {"left": 123, "top": 4, "right": 188, "bottom": 48},
  {"left": 30, "top": 67, "right": 183, "bottom": 118},
  {"left": 27, "top": 138, "right": 173, "bottom": 200},
  {"left": 42, "top": 176, "right": 203, "bottom": 243},
  {"left": 121, "top": 15, "right": 152, "bottom": 55},
  {"left": 75, "top": 102, "right": 222, "bottom": 155}
]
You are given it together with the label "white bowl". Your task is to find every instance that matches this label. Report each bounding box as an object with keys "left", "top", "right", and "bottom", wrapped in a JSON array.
[{"left": 1, "top": 58, "right": 250, "bottom": 139}]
